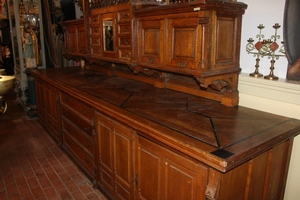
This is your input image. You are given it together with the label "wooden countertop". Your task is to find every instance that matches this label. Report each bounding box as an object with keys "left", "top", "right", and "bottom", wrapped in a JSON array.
[{"left": 31, "top": 67, "right": 300, "bottom": 172}]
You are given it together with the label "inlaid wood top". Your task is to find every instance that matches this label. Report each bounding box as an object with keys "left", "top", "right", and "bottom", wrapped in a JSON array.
[{"left": 31, "top": 67, "right": 300, "bottom": 171}]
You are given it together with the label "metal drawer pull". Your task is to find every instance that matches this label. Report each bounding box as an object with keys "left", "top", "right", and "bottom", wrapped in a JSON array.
[
  {"left": 124, "top": 40, "right": 129, "bottom": 45},
  {"left": 85, "top": 158, "right": 90, "bottom": 164},
  {"left": 82, "top": 110, "right": 87, "bottom": 115},
  {"left": 123, "top": 13, "right": 129, "bottom": 19},
  {"left": 148, "top": 57, "right": 154, "bottom": 63},
  {"left": 178, "top": 62, "right": 187, "bottom": 67}
]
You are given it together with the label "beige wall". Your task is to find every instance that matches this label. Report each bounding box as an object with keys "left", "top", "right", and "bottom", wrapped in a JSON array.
[{"left": 238, "top": 74, "right": 300, "bottom": 200}]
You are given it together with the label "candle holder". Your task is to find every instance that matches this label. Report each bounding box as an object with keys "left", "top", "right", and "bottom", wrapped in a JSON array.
[
  {"left": 263, "top": 23, "right": 286, "bottom": 80},
  {"left": 246, "top": 24, "right": 265, "bottom": 77},
  {"left": 246, "top": 23, "right": 286, "bottom": 80}
]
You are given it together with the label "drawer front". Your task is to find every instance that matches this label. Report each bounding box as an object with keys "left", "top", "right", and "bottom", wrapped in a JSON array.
[
  {"left": 62, "top": 119, "right": 95, "bottom": 156},
  {"left": 61, "top": 107, "right": 94, "bottom": 137},
  {"left": 90, "top": 14, "right": 100, "bottom": 24},
  {"left": 60, "top": 92, "right": 93, "bottom": 122},
  {"left": 90, "top": 25, "right": 100, "bottom": 35},
  {"left": 119, "top": 37, "right": 131, "bottom": 47},
  {"left": 90, "top": 37, "right": 101, "bottom": 46},
  {"left": 119, "top": 24, "right": 130, "bottom": 35},
  {"left": 91, "top": 46, "right": 101, "bottom": 55},
  {"left": 64, "top": 133, "right": 94, "bottom": 174},
  {"left": 118, "top": 10, "right": 130, "bottom": 23},
  {"left": 118, "top": 49, "right": 131, "bottom": 60}
]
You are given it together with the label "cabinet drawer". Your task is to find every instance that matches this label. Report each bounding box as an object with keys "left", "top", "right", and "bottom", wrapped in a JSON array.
[
  {"left": 61, "top": 107, "right": 94, "bottom": 137},
  {"left": 118, "top": 10, "right": 130, "bottom": 23},
  {"left": 64, "top": 133, "right": 94, "bottom": 174},
  {"left": 90, "top": 14, "right": 100, "bottom": 24},
  {"left": 60, "top": 92, "right": 93, "bottom": 122},
  {"left": 91, "top": 46, "right": 101, "bottom": 55},
  {"left": 90, "top": 25, "right": 100, "bottom": 35},
  {"left": 119, "top": 24, "right": 130, "bottom": 35},
  {"left": 139, "top": 56, "right": 161, "bottom": 65},
  {"left": 62, "top": 118, "right": 95, "bottom": 156},
  {"left": 118, "top": 49, "right": 131, "bottom": 60},
  {"left": 119, "top": 37, "right": 131, "bottom": 47},
  {"left": 90, "top": 37, "right": 101, "bottom": 46}
]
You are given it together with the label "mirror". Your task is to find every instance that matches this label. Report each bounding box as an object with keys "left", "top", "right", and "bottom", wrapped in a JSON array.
[{"left": 103, "top": 20, "right": 114, "bottom": 51}]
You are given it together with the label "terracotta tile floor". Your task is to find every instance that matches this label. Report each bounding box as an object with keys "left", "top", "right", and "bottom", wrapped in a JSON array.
[{"left": 0, "top": 90, "right": 106, "bottom": 200}]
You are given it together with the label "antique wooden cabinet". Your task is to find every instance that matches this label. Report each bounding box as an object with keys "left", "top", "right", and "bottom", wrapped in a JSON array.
[
  {"left": 33, "top": 0, "right": 300, "bottom": 200},
  {"left": 31, "top": 67, "right": 300, "bottom": 200},
  {"left": 64, "top": 19, "right": 87, "bottom": 61},
  {"left": 63, "top": 0, "right": 247, "bottom": 107}
]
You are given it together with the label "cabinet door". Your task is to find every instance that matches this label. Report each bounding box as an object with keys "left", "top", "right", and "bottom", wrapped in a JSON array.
[
  {"left": 96, "top": 112, "right": 134, "bottom": 200},
  {"left": 44, "top": 82, "right": 60, "bottom": 143},
  {"left": 34, "top": 78, "right": 46, "bottom": 126},
  {"left": 77, "top": 26, "right": 87, "bottom": 54},
  {"left": 136, "top": 136, "right": 208, "bottom": 200},
  {"left": 65, "top": 26, "right": 78, "bottom": 54},
  {"left": 137, "top": 17, "right": 166, "bottom": 67},
  {"left": 167, "top": 16, "right": 200, "bottom": 71}
]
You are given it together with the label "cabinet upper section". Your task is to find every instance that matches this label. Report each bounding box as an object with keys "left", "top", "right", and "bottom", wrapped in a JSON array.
[{"left": 63, "top": 0, "right": 247, "bottom": 106}]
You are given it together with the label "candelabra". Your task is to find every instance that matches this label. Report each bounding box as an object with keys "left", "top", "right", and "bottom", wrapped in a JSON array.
[{"left": 246, "top": 23, "right": 286, "bottom": 80}]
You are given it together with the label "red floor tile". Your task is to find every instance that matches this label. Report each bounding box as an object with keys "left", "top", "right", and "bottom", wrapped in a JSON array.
[{"left": 0, "top": 97, "right": 106, "bottom": 200}]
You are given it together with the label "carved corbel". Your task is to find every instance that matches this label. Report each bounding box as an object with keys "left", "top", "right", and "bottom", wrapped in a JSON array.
[
  {"left": 195, "top": 77, "right": 232, "bottom": 92},
  {"left": 195, "top": 75, "right": 239, "bottom": 106},
  {"left": 129, "top": 65, "right": 163, "bottom": 78}
]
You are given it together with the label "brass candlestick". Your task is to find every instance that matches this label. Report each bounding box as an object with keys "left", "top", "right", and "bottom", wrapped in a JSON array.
[
  {"left": 246, "top": 24, "right": 265, "bottom": 77},
  {"left": 246, "top": 23, "right": 286, "bottom": 80},
  {"left": 264, "top": 23, "right": 286, "bottom": 80}
]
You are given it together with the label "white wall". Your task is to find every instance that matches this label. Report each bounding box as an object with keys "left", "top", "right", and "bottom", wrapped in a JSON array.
[
  {"left": 238, "top": 1, "right": 300, "bottom": 199},
  {"left": 239, "top": 0, "right": 288, "bottom": 79}
]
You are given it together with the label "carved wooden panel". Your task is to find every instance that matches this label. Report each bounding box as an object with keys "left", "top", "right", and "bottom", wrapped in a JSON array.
[
  {"left": 78, "top": 25, "right": 87, "bottom": 54},
  {"left": 137, "top": 17, "right": 165, "bottom": 66},
  {"left": 168, "top": 17, "right": 200, "bottom": 70},
  {"left": 96, "top": 111, "right": 134, "bottom": 200},
  {"left": 66, "top": 26, "right": 77, "bottom": 53},
  {"left": 64, "top": 19, "right": 87, "bottom": 58},
  {"left": 44, "top": 82, "right": 60, "bottom": 142},
  {"left": 214, "top": 16, "right": 240, "bottom": 70},
  {"left": 136, "top": 136, "right": 208, "bottom": 200}
]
